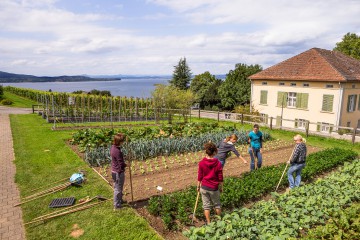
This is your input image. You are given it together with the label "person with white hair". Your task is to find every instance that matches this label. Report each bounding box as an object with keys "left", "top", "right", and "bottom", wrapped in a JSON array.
[{"left": 287, "top": 134, "right": 307, "bottom": 190}]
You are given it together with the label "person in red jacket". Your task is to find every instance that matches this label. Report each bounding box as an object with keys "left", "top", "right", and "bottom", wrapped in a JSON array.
[{"left": 197, "top": 142, "right": 223, "bottom": 224}]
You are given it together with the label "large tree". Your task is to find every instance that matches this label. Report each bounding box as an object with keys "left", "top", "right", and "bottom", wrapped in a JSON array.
[
  {"left": 218, "top": 63, "right": 262, "bottom": 110},
  {"left": 334, "top": 32, "right": 360, "bottom": 60},
  {"left": 169, "top": 57, "right": 192, "bottom": 90},
  {"left": 190, "top": 71, "right": 222, "bottom": 109}
]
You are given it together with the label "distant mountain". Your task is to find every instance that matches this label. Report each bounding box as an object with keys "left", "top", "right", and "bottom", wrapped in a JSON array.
[{"left": 0, "top": 71, "right": 121, "bottom": 83}]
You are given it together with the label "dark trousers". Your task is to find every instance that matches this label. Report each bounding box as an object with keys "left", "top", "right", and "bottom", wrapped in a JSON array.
[{"left": 112, "top": 171, "right": 125, "bottom": 209}]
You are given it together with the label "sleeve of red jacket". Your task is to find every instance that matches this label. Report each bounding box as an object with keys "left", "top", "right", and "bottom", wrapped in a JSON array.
[
  {"left": 197, "top": 162, "right": 203, "bottom": 182},
  {"left": 217, "top": 162, "right": 223, "bottom": 182}
]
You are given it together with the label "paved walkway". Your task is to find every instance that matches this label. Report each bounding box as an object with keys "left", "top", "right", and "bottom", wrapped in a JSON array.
[{"left": 0, "top": 106, "right": 32, "bottom": 240}]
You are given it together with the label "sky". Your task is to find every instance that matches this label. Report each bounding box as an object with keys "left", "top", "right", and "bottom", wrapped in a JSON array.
[{"left": 0, "top": 0, "right": 359, "bottom": 76}]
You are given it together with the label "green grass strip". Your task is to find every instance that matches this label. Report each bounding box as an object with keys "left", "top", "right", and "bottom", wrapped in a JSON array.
[{"left": 11, "top": 114, "right": 161, "bottom": 240}]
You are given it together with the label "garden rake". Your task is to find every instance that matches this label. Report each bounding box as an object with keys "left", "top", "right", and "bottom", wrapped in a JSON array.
[{"left": 275, "top": 145, "right": 296, "bottom": 192}]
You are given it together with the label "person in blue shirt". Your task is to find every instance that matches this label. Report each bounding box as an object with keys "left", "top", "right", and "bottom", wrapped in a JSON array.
[{"left": 248, "top": 124, "right": 263, "bottom": 171}]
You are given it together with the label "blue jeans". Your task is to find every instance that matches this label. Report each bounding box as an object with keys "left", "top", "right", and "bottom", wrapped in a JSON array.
[
  {"left": 287, "top": 163, "right": 305, "bottom": 189},
  {"left": 112, "top": 171, "right": 125, "bottom": 209},
  {"left": 249, "top": 148, "right": 262, "bottom": 171}
]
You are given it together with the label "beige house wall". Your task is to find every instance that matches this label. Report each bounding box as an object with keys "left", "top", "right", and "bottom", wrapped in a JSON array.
[
  {"left": 251, "top": 80, "right": 342, "bottom": 131},
  {"left": 340, "top": 82, "right": 360, "bottom": 128}
]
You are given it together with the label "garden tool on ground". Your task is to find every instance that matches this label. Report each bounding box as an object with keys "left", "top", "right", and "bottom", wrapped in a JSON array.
[
  {"left": 25, "top": 195, "right": 109, "bottom": 225},
  {"left": 14, "top": 172, "right": 86, "bottom": 207}
]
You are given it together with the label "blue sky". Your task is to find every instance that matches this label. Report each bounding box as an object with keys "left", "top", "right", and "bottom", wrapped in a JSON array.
[{"left": 0, "top": 0, "right": 359, "bottom": 76}]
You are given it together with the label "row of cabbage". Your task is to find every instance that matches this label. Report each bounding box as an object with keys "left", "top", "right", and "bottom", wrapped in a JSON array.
[
  {"left": 184, "top": 158, "right": 360, "bottom": 239},
  {"left": 146, "top": 148, "right": 357, "bottom": 229}
]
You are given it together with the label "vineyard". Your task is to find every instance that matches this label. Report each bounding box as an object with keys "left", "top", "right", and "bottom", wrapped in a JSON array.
[{"left": 5, "top": 86, "right": 190, "bottom": 125}]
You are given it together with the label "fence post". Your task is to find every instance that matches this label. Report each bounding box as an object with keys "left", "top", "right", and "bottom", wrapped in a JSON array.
[
  {"left": 217, "top": 111, "right": 220, "bottom": 122},
  {"left": 241, "top": 113, "right": 244, "bottom": 125},
  {"left": 270, "top": 117, "right": 273, "bottom": 130},
  {"left": 306, "top": 121, "right": 310, "bottom": 137},
  {"left": 352, "top": 127, "right": 356, "bottom": 144},
  {"left": 198, "top": 108, "right": 200, "bottom": 118}
]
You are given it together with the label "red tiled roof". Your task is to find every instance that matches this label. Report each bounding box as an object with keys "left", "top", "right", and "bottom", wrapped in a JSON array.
[{"left": 249, "top": 48, "right": 360, "bottom": 82}]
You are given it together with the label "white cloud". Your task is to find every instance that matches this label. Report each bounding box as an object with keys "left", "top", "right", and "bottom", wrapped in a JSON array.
[{"left": 0, "top": 0, "right": 359, "bottom": 76}]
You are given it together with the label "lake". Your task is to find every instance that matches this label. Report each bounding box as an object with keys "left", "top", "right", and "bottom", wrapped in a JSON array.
[{"left": 1, "top": 77, "right": 170, "bottom": 98}]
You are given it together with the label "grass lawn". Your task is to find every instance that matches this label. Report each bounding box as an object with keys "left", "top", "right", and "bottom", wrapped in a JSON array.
[
  {"left": 2, "top": 91, "right": 38, "bottom": 108},
  {"left": 11, "top": 114, "right": 162, "bottom": 240}
]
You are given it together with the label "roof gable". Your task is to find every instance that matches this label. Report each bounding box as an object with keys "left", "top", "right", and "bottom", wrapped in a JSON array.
[{"left": 249, "top": 48, "right": 360, "bottom": 82}]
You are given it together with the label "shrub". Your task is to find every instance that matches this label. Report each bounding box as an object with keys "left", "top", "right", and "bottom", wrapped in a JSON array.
[{"left": 1, "top": 99, "right": 13, "bottom": 105}]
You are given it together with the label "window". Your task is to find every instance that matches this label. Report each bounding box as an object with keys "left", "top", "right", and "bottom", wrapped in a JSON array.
[
  {"left": 303, "top": 83, "right": 309, "bottom": 87},
  {"left": 260, "top": 90, "right": 268, "bottom": 105},
  {"left": 276, "top": 92, "right": 308, "bottom": 109},
  {"left": 326, "top": 84, "right": 333, "bottom": 88},
  {"left": 352, "top": 84, "right": 356, "bottom": 88},
  {"left": 321, "top": 123, "right": 331, "bottom": 132},
  {"left": 322, "top": 95, "right": 334, "bottom": 112},
  {"left": 260, "top": 113, "right": 268, "bottom": 124},
  {"left": 262, "top": 82, "right": 267, "bottom": 85},
  {"left": 357, "top": 120, "right": 360, "bottom": 129},
  {"left": 347, "top": 95, "right": 357, "bottom": 112},
  {"left": 347, "top": 122, "right": 351, "bottom": 127},
  {"left": 290, "top": 83, "right": 296, "bottom": 86},
  {"left": 287, "top": 92, "right": 297, "bottom": 107},
  {"left": 279, "top": 82, "right": 285, "bottom": 86},
  {"left": 295, "top": 119, "right": 307, "bottom": 129}
]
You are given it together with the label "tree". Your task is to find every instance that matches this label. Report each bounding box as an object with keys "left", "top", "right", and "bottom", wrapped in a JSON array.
[
  {"left": 334, "top": 32, "right": 360, "bottom": 60},
  {"left": 169, "top": 57, "right": 192, "bottom": 90},
  {"left": 190, "top": 71, "right": 222, "bottom": 109},
  {"left": 151, "top": 84, "right": 195, "bottom": 123},
  {"left": 218, "top": 63, "right": 262, "bottom": 110}
]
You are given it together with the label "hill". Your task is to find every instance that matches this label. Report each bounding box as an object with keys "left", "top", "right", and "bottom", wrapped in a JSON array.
[{"left": 0, "top": 71, "right": 121, "bottom": 83}]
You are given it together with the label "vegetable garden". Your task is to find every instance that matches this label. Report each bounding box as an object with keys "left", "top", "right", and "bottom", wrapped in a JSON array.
[{"left": 5, "top": 86, "right": 190, "bottom": 125}]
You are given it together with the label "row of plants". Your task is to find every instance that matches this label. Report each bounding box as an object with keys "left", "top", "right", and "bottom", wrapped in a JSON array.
[
  {"left": 147, "top": 148, "right": 358, "bottom": 229},
  {"left": 71, "top": 122, "right": 239, "bottom": 151},
  {"left": 5, "top": 86, "right": 157, "bottom": 122},
  {"left": 303, "top": 202, "right": 360, "bottom": 239},
  {"left": 184, "top": 158, "right": 360, "bottom": 239},
  {"left": 85, "top": 129, "right": 271, "bottom": 164}
]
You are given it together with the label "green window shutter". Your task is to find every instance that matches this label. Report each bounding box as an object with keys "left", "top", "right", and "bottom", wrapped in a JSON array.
[
  {"left": 322, "top": 95, "right": 334, "bottom": 112},
  {"left": 294, "top": 118, "right": 298, "bottom": 128},
  {"left": 316, "top": 122, "right": 321, "bottom": 132},
  {"left": 354, "top": 95, "right": 358, "bottom": 111},
  {"left": 296, "top": 93, "right": 302, "bottom": 108},
  {"left": 301, "top": 93, "right": 308, "bottom": 109},
  {"left": 276, "top": 116, "right": 281, "bottom": 127},
  {"left": 277, "top": 92, "right": 287, "bottom": 107},
  {"left": 358, "top": 94, "right": 360, "bottom": 110},
  {"left": 347, "top": 95, "right": 351, "bottom": 112},
  {"left": 260, "top": 90, "right": 268, "bottom": 104}
]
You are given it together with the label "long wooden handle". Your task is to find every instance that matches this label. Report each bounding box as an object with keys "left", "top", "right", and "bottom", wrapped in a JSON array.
[
  {"left": 191, "top": 191, "right": 200, "bottom": 224},
  {"left": 275, "top": 145, "right": 296, "bottom": 191}
]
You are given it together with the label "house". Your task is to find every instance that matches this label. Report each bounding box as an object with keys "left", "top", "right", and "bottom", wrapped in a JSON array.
[{"left": 249, "top": 48, "right": 360, "bottom": 132}]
